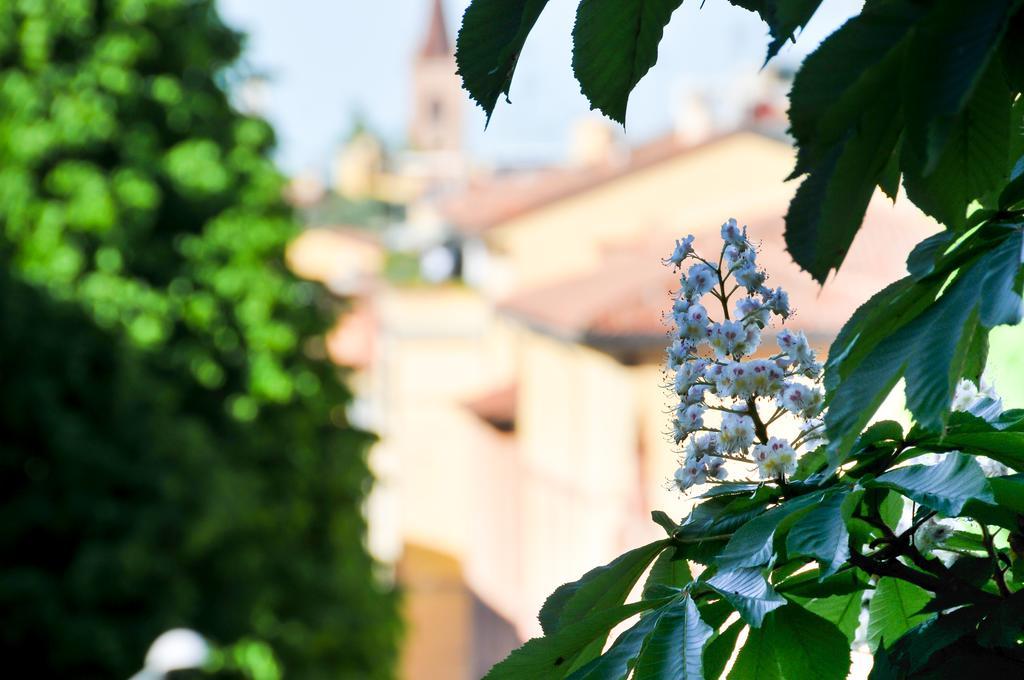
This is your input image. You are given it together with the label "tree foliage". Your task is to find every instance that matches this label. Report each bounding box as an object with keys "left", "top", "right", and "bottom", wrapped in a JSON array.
[
  {"left": 0, "top": 1, "right": 397, "bottom": 677},
  {"left": 458, "top": 0, "right": 1024, "bottom": 677}
]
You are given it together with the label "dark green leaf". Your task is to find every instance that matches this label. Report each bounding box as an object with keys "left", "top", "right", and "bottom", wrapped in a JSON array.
[
  {"left": 729, "top": 0, "right": 825, "bottom": 61},
  {"left": 705, "top": 568, "right": 786, "bottom": 627},
  {"left": 539, "top": 540, "right": 668, "bottom": 634},
  {"left": 785, "top": 490, "right": 850, "bottom": 577},
  {"left": 643, "top": 547, "right": 692, "bottom": 599},
  {"left": 796, "top": 591, "right": 864, "bottom": 640},
  {"left": 632, "top": 595, "right": 713, "bottom": 679},
  {"left": 715, "top": 493, "right": 821, "bottom": 570},
  {"left": 455, "top": 0, "right": 551, "bottom": 123},
  {"left": 704, "top": 618, "right": 743, "bottom": 680},
  {"left": 770, "top": 604, "right": 851, "bottom": 680},
  {"left": 867, "top": 452, "right": 994, "bottom": 516},
  {"left": 727, "top": 620, "right": 780, "bottom": 680},
  {"left": 566, "top": 601, "right": 673, "bottom": 680},
  {"left": 903, "top": 60, "right": 1014, "bottom": 230},
  {"left": 906, "top": 231, "right": 954, "bottom": 281},
  {"left": 867, "top": 577, "right": 931, "bottom": 650},
  {"left": 651, "top": 510, "right": 680, "bottom": 536},
  {"left": 776, "top": 569, "right": 869, "bottom": 599},
  {"left": 485, "top": 598, "right": 673, "bottom": 679},
  {"left": 880, "top": 606, "right": 984, "bottom": 676},
  {"left": 571, "top": 0, "right": 684, "bottom": 125}
]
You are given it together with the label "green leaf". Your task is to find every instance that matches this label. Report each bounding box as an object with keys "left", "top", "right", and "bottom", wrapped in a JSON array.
[
  {"left": 776, "top": 568, "right": 869, "bottom": 599},
  {"left": 571, "top": 0, "right": 684, "bottom": 125},
  {"left": 867, "top": 452, "right": 994, "bottom": 517},
  {"left": 651, "top": 510, "right": 680, "bottom": 536},
  {"left": 704, "top": 618, "right": 743, "bottom": 680},
  {"left": 1000, "top": 154, "right": 1024, "bottom": 209},
  {"left": 826, "top": 227, "right": 1024, "bottom": 460},
  {"left": 906, "top": 231, "right": 954, "bottom": 280},
  {"left": 485, "top": 597, "right": 673, "bottom": 679},
  {"left": 704, "top": 568, "right": 786, "bottom": 627},
  {"left": 867, "top": 577, "right": 931, "bottom": 650},
  {"left": 926, "top": 429, "right": 1024, "bottom": 470},
  {"left": 729, "top": 0, "right": 825, "bottom": 61},
  {"left": 796, "top": 591, "right": 864, "bottom": 641},
  {"left": 715, "top": 493, "right": 821, "bottom": 570},
  {"left": 566, "top": 601, "right": 673, "bottom": 680},
  {"left": 902, "top": 0, "right": 1014, "bottom": 174},
  {"left": 770, "top": 604, "right": 851, "bottom": 680},
  {"left": 785, "top": 490, "right": 850, "bottom": 577},
  {"left": 643, "top": 547, "right": 692, "bottom": 599},
  {"left": 455, "top": 0, "right": 551, "bottom": 123},
  {"left": 727, "top": 621, "right": 780, "bottom": 680},
  {"left": 785, "top": 101, "right": 902, "bottom": 282},
  {"left": 539, "top": 540, "right": 668, "bottom": 634},
  {"left": 880, "top": 606, "right": 984, "bottom": 676},
  {"left": 903, "top": 60, "right": 1014, "bottom": 230},
  {"left": 632, "top": 595, "right": 714, "bottom": 679}
]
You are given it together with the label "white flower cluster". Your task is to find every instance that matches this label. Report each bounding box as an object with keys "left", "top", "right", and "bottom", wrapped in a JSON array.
[{"left": 666, "top": 220, "right": 826, "bottom": 492}]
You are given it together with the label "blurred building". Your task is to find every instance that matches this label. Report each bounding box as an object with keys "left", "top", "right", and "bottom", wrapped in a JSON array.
[{"left": 289, "top": 2, "right": 942, "bottom": 678}]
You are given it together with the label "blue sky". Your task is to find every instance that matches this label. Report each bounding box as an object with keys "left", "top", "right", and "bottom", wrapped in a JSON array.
[{"left": 217, "top": 0, "right": 862, "bottom": 175}]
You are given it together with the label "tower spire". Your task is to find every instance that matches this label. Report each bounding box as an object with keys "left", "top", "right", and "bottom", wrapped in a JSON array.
[{"left": 419, "top": 0, "right": 450, "bottom": 58}]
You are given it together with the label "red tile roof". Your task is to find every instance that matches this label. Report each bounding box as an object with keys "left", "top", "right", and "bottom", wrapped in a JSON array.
[
  {"left": 441, "top": 131, "right": 765, "bottom": 234},
  {"left": 500, "top": 197, "right": 940, "bottom": 358}
]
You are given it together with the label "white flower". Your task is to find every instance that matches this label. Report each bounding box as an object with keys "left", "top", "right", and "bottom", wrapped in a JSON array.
[
  {"left": 733, "top": 263, "right": 765, "bottom": 291},
  {"left": 748, "top": 359, "right": 784, "bottom": 396},
  {"left": 683, "top": 262, "right": 717, "bottom": 299},
  {"left": 709, "top": 320, "right": 745, "bottom": 358},
  {"left": 685, "top": 384, "right": 707, "bottom": 405},
  {"left": 952, "top": 378, "right": 1003, "bottom": 421},
  {"left": 914, "top": 517, "right": 955, "bottom": 553},
  {"left": 666, "top": 339, "right": 691, "bottom": 371},
  {"left": 721, "top": 218, "right": 745, "bottom": 245},
  {"left": 685, "top": 432, "right": 719, "bottom": 462},
  {"left": 676, "top": 303, "right": 710, "bottom": 341},
  {"left": 706, "top": 456, "right": 728, "bottom": 480},
  {"left": 797, "top": 418, "right": 827, "bottom": 451},
  {"left": 674, "top": 458, "right": 707, "bottom": 490},
  {"left": 719, "top": 412, "right": 756, "bottom": 452},
  {"left": 736, "top": 296, "right": 769, "bottom": 326},
  {"left": 765, "top": 287, "right": 790, "bottom": 318},
  {"left": 780, "top": 382, "right": 824, "bottom": 418},
  {"left": 777, "top": 329, "right": 817, "bottom": 369},
  {"left": 672, "top": 297, "right": 690, "bottom": 316},
  {"left": 732, "top": 324, "right": 761, "bottom": 358},
  {"left": 676, "top": 403, "right": 706, "bottom": 433},
  {"left": 666, "top": 235, "right": 695, "bottom": 269},
  {"left": 753, "top": 437, "right": 797, "bottom": 478}
]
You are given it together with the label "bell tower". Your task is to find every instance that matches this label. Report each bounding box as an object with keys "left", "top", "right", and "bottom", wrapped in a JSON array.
[{"left": 409, "top": 0, "right": 463, "bottom": 153}]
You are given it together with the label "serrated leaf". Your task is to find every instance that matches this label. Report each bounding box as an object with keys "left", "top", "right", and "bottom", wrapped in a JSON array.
[
  {"left": 880, "top": 605, "right": 983, "bottom": 676},
  {"left": 455, "top": 0, "right": 551, "bottom": 123},
  {"left": 867, "top": 452, "right": 994, "bottom": 516},
  {"left": 539, "top": 540, "right": 668, "bottom": 634},
  {"left": 785, "top": 490, "right": 850, "bottom": 577},
  {"left": 903, "top": 60, "right": 1014, "bottom": 230},
  {"left": 826, "top": 227, "right": 1024, "bottom": 461},
  {"left": 729, "top": 0, "right": 825, "bottom": 61},
  {"left": 632, "top": 595, "right": 713, "bottom": 679},
  {"left": 867, "top": 577, "right": 931, "bottom": 651},
  {"left": 571, "top": 0, "right": 684, "bottom": 125},
  {"left": 485, "top": 597, "right": 673, "bottom": 679},
  {"left": 705, "top": 568, "right": 786, "bottom": 627},
  {"left": 902, "top": 0, "right": 1014, "bottom": 173}
]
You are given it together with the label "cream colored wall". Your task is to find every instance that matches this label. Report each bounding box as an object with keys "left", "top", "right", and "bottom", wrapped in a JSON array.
[{"left": 487, "top": 133, "right": 796, "bottom": 291}]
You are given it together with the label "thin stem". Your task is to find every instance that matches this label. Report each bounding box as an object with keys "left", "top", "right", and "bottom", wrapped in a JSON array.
[
  {"left": 746, "top": 396, "right": 770, "bottom": 444},
  {"left": 981, "top": 523, "right": 1012, "bottom": 597}
]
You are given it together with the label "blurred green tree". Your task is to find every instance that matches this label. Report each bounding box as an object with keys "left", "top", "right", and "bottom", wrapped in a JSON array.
[{"left": 0, "top": 0, "right": 398, "bottom": 677}]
